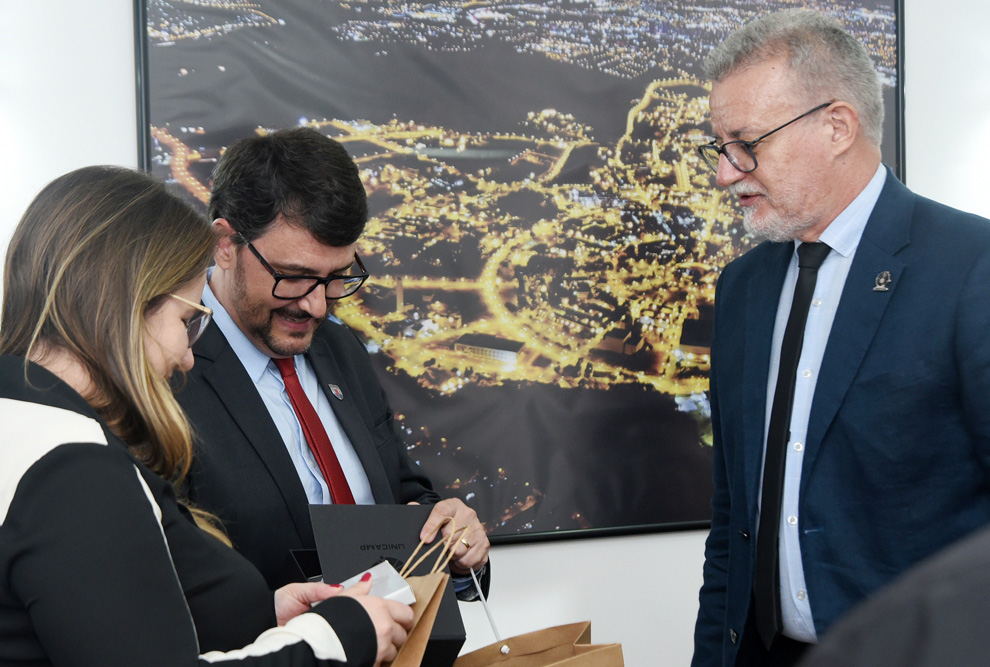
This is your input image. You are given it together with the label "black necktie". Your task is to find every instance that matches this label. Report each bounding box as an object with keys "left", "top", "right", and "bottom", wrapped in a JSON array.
[{"left": 754, "top": 241, "right": 831, "bottom": 649}]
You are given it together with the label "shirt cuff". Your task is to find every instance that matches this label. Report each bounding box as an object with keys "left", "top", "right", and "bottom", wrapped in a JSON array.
[{"left": 451, "top": 563, "right": 487, "bottom": 601}]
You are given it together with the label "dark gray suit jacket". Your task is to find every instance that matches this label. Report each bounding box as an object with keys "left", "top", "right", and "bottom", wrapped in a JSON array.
[{"left": 176, "top": 317, "right": 441, "bottom": 589}]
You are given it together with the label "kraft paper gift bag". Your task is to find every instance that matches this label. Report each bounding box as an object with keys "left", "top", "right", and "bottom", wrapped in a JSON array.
[
  {"left": 388, "top": 570, "right": 449, "bottom": 667},
  {"left": 453, "top": 621, "right": 624, "bottom": 667},
  {"left": 385, "top": 522, "right": 467, "bottom": 667},
  {"left": 309, "top": 504, "right": 466, "bottom": 664}
]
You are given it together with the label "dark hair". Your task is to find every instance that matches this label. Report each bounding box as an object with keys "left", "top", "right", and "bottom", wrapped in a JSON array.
[{"left": 208, "top": 127, "right": 368, "bottom": 246}]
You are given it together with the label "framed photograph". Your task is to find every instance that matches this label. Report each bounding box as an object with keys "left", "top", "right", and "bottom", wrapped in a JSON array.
[{"left": 136, "top": 0, "right": 903, "bottom": 542}]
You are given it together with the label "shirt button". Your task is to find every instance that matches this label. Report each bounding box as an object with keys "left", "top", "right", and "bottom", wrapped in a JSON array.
[
  {"left": 801, "top": 369, "right": 812, "bottom": 379},
  {"left": 787, "top": 515, "right": 798, "bottom": 525},
  {"left": 797, "top": 590, "right": 807, "bottom": 601},
  {"left": 794, "top": 442, "right": 804, "bottom": 452},
  {"left": 812, "top": 297, "right": 822, "bottom": 308}
]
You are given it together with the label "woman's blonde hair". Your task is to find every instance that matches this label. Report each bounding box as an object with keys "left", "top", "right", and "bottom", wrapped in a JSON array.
[{"left": 1, "top": 166, "right": 226, "bottom": 540}]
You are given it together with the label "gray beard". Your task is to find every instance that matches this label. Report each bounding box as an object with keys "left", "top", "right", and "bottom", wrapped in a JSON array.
[{"left": 741, "top": 206, "right": 814, "bottom": 243}]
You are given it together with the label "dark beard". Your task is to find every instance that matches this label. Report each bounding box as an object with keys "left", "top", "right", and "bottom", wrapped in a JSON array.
[
  {"left": 231, "top": 256, "right": 324, "bottom": 357},
  {"left": 252, "top": 305, "right": 324, "bottom": 357}
]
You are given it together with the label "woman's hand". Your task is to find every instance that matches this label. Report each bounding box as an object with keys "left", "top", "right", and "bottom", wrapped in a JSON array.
[
  {"left": 275, "top": 575, "right": 413, "bottom": 665},
  {"left": 339, "top": 577, "right": 415, "bottom": 666},
  {"left": 274, "top": 581, "right": 344, "bottom": 626}
]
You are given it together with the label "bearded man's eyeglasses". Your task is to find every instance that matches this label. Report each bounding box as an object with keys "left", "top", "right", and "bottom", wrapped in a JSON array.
[{"left": 242, "top": 240, "right": 369, "bottom": 301}]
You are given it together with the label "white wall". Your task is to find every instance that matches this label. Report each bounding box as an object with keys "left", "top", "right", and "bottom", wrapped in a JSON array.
[
  {"left": 0, "top": 2, "right": 138, "bottom": 249},
  {"left": 902, "top": 2, "right": 990, "bottom": 218},
  {"left": 1, "top": 1, "right": 986, "bottom": 664}
]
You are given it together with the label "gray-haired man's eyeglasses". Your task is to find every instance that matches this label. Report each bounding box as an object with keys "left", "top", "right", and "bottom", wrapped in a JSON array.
[{"left": 698, "top": 102, "right": 833, "bottom": 173}]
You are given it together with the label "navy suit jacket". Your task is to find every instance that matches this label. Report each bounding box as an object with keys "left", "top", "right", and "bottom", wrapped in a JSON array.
[
  {"left": 175, "top": 317, "right": 441, "bottom": 590},
  {"left": 800, "top": 522, "right": 990, "bottom": 667},
  {"left": 693, "top": 170, "right": 990, "bottom": 666}
]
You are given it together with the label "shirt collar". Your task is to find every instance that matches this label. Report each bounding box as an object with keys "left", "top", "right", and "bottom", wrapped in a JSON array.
[
  {"left": 202, "top": 274, "right": 275, "bottom": 384},
  {"left": 807, "top": 163, "right": 886, "bottom": 258}
]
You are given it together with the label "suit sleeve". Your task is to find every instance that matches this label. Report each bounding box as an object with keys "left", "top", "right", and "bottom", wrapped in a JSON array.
[
  {"left": 334, "top": 323, "right": 489, "bottom": 599},
  {"left": 4, "top": 443, "right": 376, "bottom": 667},
  {"left": 379, "top": 382, "right": 441, "bottom": 506},
  {"left": 337, "top": 322, "right": 440, "bottom": 506},
  {"left": 692, "top": 271, "right": 732, "bottom": 667}
]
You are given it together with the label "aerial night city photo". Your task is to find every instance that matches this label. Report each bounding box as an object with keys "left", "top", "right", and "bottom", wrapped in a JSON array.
[{"left": 143, "top": 0, "right": 899, "bottom": 539}]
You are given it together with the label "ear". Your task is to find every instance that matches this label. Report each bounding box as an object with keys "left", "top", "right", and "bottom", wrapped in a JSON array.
[
  {"left": 826, "top": 102, "right": 860, "bottom": 156},
  {"left": 212, "top": 218, "right": 238, "bottom": 269}
]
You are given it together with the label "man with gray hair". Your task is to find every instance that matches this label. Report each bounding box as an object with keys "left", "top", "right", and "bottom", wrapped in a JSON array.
[{"left": 692, "top": 9, "right": 990, "bottom": 666}]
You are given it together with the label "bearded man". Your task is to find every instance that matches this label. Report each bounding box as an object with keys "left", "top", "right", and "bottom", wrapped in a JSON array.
[{"left": 175, "top": 127, "right": 490, "bottom": 596}]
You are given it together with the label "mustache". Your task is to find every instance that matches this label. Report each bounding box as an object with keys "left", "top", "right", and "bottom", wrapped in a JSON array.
[
  {"left": 728, "top": 183, "right": 765, "bottom": 197},
  {"left": 273, "top": 304, "right": 319, "bottom": 321}
]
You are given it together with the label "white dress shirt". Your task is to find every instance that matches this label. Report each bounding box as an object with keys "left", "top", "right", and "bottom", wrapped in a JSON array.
[{"left": 762, "top": 164, "right": 887, "bottom": 641}]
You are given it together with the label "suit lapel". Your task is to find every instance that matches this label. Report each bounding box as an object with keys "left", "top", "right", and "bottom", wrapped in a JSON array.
[
  {"left": 743, "top": 242, "right": 794, "bottom": 513},
  {"left": 306, "top": 332, "right": 396, "bottom": 502},
  {"left": 802, "top": 173, "right": 913, "bottom": 475},
  {"left": 194, "top": 324, "right": 314, "bottom": 539}
]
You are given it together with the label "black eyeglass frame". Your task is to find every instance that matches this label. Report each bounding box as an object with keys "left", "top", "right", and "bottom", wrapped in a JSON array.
[
  {"left": 241, "top": 239, "right": 370, "bottom": 301},
  {"left": 698, "top": 101, "right": 834, "bottom": 174}
]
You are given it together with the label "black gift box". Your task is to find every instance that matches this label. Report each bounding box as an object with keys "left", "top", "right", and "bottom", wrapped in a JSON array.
[{"left": 307, "top": 504, "right": 466, "bottom": 666}]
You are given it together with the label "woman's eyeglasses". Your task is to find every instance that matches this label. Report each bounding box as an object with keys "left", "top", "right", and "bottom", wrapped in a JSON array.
[{"left": 169, "top": 293, "right": 213, "bottom": 346}]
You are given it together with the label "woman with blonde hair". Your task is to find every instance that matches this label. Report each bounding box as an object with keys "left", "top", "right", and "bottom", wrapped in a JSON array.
[{"left": 0, "top": 166, "right": 411, "bottom": 666}]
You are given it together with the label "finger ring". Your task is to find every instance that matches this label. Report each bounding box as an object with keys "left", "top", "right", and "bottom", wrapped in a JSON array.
[{"left": 460, "top": 538, "right": 471, "bottom": 549}]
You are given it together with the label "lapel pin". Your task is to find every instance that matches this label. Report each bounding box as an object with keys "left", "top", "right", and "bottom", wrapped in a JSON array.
[
  {"left": 328, "top": 384, "right": 344, "bottom": 400},
  {"left": 873, "top": 271, "right": 891, "bottom": 292}
]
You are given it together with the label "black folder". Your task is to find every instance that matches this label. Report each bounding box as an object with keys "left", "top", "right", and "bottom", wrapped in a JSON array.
[{"left": 307, "top": 504, "right": 466, "bottom": 666}]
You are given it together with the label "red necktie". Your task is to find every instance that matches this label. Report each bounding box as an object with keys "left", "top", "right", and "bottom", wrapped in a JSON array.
[{"left": 273, "top": 357, "right": 355, "bottom": 504}]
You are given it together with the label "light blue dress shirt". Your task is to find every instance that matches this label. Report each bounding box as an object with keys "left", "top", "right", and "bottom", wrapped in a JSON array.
[
  {"left": 762, "top": 164, "right": 887, "bottom": 641},
  {"left": 202, "top": 281, "right": 375, "bottom": 505},
  {"left": 201, "top": 280, "right": 483, "bottom": 597}
]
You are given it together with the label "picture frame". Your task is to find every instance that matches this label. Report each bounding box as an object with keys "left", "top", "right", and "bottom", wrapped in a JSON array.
[{"left": 135, "top": 0, "right": 904, "bottom": 543}]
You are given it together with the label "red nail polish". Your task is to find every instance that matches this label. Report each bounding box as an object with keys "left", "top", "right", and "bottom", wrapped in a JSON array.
[{"left": 361, "top": 572, "right": 372, "bottom": 582}]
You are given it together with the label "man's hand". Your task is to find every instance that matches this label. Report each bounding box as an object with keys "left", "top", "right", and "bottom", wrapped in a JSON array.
[{"left": 416, "top": 498, "right": 490, "bottom": 574}]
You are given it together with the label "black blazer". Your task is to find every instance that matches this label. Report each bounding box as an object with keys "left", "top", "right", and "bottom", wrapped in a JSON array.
[{"left": 176, "top": 317, "right": 441, "bottom": 589}]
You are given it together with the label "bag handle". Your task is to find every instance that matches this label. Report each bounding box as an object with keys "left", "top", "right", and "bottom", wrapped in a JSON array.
[
  {"left": 398, "top": 518, "right": 468, "bottom": 577},
  {"left": 400, "top": 517, "right": 508, "bottom": 655}
]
